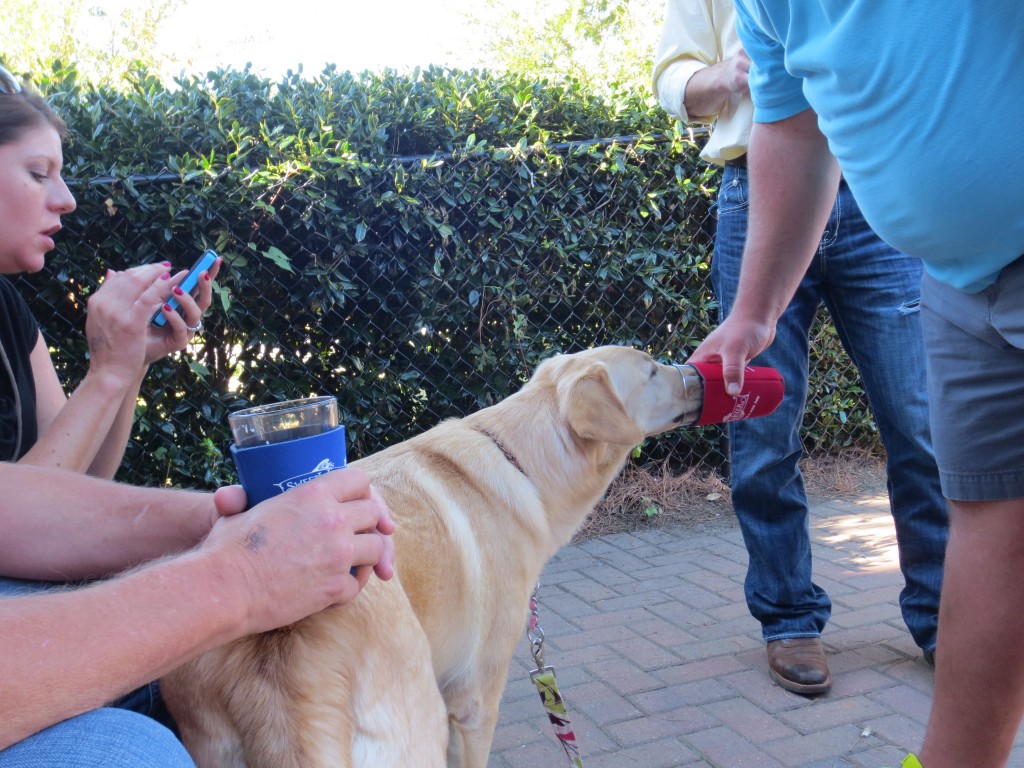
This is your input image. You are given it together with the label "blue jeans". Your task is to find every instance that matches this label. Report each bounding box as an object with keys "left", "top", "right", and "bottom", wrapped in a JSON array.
[
  {"left": 0, "top": 709, "right": 194, "bottom": 768},
  {"left": 710, "top": 165, "right": 948, "bottom": 650},
  {"left": 0, "top": 577, "right": 193, "bottom": 767}
]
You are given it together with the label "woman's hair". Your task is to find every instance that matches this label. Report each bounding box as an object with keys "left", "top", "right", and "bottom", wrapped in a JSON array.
[{"left": 0, "top": 83, "right": 68, "bottom": 146}]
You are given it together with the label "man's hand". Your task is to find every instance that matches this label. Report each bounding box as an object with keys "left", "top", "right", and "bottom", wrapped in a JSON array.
[
  {"left": 683, "top": 48, "right": 751, "bottom": 120},
  {"left": 722, "top": 49, "right": 751, "bottom": 98},
  {"left": 687, "top": 314, "right": 776, "bottom": 395},
  {"left": 205, "top": 469, "right": 395, "bottom": 635}
]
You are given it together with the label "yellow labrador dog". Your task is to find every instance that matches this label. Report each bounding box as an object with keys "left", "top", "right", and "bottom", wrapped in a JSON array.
[{"left": 162, "top": 346, "right": 702, "bottom": 768}]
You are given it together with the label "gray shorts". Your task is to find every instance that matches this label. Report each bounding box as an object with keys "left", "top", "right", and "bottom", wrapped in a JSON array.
[{"left": 921, "top": 256, "right": 1024, "bottom": 500}]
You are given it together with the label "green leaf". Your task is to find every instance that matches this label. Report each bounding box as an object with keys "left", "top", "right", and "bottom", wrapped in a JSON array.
[
  {"left": 261, "top": 246, "right": 294, "bottom": 273},
  {"left": 188, "top": 360, "right": 211, "bottom": 378},
  {"left": 213, "top": 283, "right": 231, "bottom": 314}
]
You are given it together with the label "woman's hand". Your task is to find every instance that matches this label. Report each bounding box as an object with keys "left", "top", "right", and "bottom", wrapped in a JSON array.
[
  {"left": 85, "top": 258, "right": 221, "bottom": 382},
  {"left": 146, "top": 256, "right": 221, "bottom": 364}
]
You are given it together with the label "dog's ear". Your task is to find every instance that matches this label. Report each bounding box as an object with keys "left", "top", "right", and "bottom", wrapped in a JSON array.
[{"left": 559, "top": 362, "right": 645, "bottom": 446}]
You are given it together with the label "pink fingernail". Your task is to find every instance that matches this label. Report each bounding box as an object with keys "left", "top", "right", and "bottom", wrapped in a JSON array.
[
  {"left": 173, "top": 286, "right": 184, "bottom": 295},
  {"left": 203, "top": 273, "right": 211, "bottom": 282},
  {"left": 161, "top": 272, "right": 171, "bottom": 280},
  {"left": 164, "top": 303, "right": 172, "bottom": 312},
  {"left": 161, "top": 261, "right": 172, "bottom": 267}
]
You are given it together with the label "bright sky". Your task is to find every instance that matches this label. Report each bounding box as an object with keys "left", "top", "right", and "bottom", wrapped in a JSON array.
[{"left": 157, "top": 0, "right": 479, "bottom": 78}]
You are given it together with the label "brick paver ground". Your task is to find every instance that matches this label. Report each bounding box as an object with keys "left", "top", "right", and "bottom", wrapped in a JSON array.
[{"left": 488, "top": 491, "right": 1024, "bottom": 768}]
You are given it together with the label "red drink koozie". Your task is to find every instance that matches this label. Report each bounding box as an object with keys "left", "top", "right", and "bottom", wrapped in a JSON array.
[{"left": 686, "top": 362, "right": 784, "bottom": 426}]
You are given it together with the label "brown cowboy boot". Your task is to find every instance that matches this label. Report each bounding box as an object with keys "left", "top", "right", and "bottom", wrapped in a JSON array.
[{"left": 766, "top": 637, "right": 831, "bottom": 694}]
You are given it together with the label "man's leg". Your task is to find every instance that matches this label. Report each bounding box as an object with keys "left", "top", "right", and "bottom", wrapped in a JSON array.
[
  {"left": 917, "top": 263, "right": 1024, "bottom": 766},
  {"left": 0, "top": 708, "right": 195, "bottom": 768},
  {"left": 818, "top": 180, "right": 947, "bottom": 655},
  {"left": 919, "top": 499, "right": 1024, "bottom": 767},
  {"left": 711, "top": 164, "right": 831, "bottom": 693}
]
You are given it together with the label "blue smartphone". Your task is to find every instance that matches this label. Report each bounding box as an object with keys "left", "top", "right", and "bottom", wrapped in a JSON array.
[{"left": 152, "top": 249, "right": 218, "bottom": 327}]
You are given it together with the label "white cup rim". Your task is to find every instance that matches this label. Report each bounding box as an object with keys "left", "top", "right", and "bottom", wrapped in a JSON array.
[{"left": 229, "top": 395, "right": 336, "bottom": 420}]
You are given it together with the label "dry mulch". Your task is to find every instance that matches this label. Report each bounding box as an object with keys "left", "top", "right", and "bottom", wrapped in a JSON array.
[{"left": 576, "top": 451, "right": 888, "bottom": 542}]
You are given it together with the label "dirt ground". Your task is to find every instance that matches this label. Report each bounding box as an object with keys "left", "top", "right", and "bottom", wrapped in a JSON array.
[{"left": 575, "top": 451, "right": 888, "bottom": 542}]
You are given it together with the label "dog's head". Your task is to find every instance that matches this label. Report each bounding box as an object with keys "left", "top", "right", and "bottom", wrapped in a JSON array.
[{"left": 531, "top": 346, "right": 702, "bottom": 446}]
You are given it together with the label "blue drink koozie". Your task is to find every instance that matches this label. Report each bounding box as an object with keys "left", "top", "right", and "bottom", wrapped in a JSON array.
[{"left": 229, "top": 426, "right": 347, "bottom": 507}]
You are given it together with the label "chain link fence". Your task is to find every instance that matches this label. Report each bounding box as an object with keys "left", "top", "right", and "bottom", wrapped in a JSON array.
[{"left": 18, "top": 132, "right": 879, "bottom": 490}]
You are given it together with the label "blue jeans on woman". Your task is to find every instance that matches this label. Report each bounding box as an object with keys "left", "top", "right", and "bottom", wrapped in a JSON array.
[
  {"left": 0, "top": 577, "right": 194, "bottom": 767},
  {"left": 710, "top": 164, "right": 948, "bottom": 651}
]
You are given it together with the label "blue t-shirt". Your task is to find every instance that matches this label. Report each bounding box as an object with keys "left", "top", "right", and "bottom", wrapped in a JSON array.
[{"left": 735, "top": 1, "right": 1024, "bottom": 292}]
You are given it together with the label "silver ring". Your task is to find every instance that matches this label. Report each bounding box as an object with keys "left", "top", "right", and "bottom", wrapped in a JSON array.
[{"left": 186, "top": 320, "right": 203, "bottom": 334}]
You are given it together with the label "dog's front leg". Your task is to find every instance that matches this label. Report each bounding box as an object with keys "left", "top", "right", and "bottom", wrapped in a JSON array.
[
  {"left": 448, "top": 715, "right": 501, "bottom": 768},
  {"left": 445, "top": 685, "right": 503, "bottom": 768}
]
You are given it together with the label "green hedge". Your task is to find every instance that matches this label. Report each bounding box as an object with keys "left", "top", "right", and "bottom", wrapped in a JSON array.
[{"left": 18, "top": 63, "right": 878, "bottom": 489}]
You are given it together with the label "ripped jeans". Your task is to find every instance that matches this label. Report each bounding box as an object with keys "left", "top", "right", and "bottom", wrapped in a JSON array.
[{"left": 710, "top": 166, "right": 948, "bottom": 650}]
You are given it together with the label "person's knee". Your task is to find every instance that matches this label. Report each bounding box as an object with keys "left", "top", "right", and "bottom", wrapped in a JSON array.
[
  {"left": 0, "top": 708, "right": 195, "bottom": 768},
  {"left": 950, "top": 498, "right": 1024, "bottom": 541}
]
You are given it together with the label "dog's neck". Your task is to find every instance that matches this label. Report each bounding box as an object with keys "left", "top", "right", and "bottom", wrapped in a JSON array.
[
  {"left": 474, "top": 427, "right": 526, "bottom": 476},
  {"left": 467, "top": 390, "right": 635, "bottom": 550}
]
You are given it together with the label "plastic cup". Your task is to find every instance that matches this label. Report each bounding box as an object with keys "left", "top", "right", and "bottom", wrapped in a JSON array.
[
  {"left": 227, "top": 396, "right": 347, "bottom": 507},
  {"left": 228, "top": 395, "right": 339, "bottom": 448}
]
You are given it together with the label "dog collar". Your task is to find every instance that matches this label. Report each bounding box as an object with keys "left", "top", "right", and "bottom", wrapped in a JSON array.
[{"left": 477, "top": 428, "right": 526, "bottom": 476}]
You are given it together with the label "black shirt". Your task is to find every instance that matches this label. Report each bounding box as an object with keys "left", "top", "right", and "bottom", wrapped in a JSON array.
[{"left": 0, "top": 277, "right": 40, "bottom": 461}]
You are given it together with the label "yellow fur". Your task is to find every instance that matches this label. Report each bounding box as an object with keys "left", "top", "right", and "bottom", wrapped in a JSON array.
[{"left": 162, "top": 346, "right": 701, "bottom": 768}]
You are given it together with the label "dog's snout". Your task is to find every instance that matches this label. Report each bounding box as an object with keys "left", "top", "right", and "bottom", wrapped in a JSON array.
[{"left": 671, "top": 363, "right": 705, "bottom": 427}]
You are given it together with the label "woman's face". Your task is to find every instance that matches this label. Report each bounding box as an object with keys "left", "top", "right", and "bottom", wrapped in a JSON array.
[{"left": 0, "top": 122, "right": 76, "bottom": 274}]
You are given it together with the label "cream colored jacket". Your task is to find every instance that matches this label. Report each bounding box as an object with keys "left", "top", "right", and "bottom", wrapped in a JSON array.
[{"left": 652, "top": 0, "right": 753, "bottom": 165}]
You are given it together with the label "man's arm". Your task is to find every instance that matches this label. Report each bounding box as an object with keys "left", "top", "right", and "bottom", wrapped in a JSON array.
[
  {"left": 653, "top": 0, "right": 728, "bottom": 123},
  {"left": 0, "top": 549, "right": 247, "bottom": 748},
  {"left": 689, "top": 108, "right": 841, "bottom": 389},
  {"left": 0, "top": 469, "right": 394, "bottom": 749},
  {"left": 0, "top": 463, "right": 217, "bottom": 580}
]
